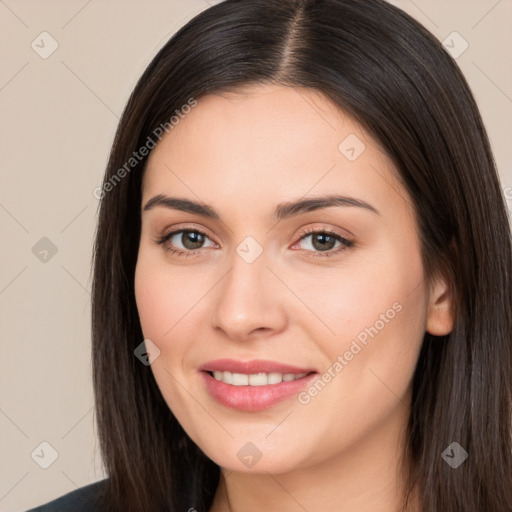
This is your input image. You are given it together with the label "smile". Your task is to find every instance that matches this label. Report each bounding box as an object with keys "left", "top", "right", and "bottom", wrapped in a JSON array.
[
  {"left": 209, "top": 370, "right": 309, "bottom": 386},
  {"left": 199, "top": 359, "right": 319, "bottom": 411}
]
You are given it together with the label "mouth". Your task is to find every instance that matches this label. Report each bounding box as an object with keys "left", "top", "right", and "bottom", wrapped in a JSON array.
[
  {"left": 199, "top": 358, "right": 316, "bottom": 376},
  {"left": 204, "top": 370, "right": 314, "bottom": 386},
  {"left": 199, "top": 359, "right": 319, "bottom": 411}
]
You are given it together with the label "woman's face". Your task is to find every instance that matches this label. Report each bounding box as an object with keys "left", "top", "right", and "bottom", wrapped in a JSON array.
[{"left": 134, "top": 84, "right": 452, "bottom": 474}]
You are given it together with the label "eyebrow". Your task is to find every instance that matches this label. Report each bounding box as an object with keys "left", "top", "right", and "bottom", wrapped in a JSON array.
[{"left": 142, "top": 193, "right": 379, "bottom": 220}]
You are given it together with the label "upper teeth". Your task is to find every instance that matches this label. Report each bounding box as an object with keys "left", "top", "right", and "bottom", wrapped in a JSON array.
[{"left": 213, "top": 371, "right": 308, "bottom": 386}]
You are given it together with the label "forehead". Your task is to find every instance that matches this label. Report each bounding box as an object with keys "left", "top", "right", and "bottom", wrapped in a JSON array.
[
  {"left": 145, "top": 84, "right": 362, "bottom": 170},
  {"left": 141, "top": 84, "right": 410, "bottom": 220}
]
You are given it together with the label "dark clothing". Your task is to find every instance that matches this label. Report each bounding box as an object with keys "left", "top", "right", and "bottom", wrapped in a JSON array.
[{"left": 26, "top": 479, "right": 109, "bottom": 512}]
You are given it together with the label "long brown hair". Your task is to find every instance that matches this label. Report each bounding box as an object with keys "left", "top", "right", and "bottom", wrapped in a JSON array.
[{"left": 91, "top": 0, "right": 512, "bottom": 510}]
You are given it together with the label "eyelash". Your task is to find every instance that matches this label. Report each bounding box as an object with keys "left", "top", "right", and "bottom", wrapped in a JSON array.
[{"left": 155, "top": 226, "right": 354, "bottom": 259}]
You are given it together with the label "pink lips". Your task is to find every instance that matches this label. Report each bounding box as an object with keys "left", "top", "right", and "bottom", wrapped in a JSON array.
[
  {"left": 199, "top": 358, "right": 318, "bottom": 411},
  {"left": 199, "top": 358, "right": 316, "bottom": 375}
]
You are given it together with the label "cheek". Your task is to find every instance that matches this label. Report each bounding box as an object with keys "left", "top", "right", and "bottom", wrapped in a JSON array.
[
  {"left": 312, "top": 245, "right": 426, "bottom": 409},
  {"left": 134, "top": 260, "right": 167, "bottom": 341},
  {"left": 134, "top": 253, "right": 215, "bottom": 382},
  {"left": 134, "top": 256, "right": 189, "bottom": 357},
  {"left": 294, "top": 234, "right": 427, "bottom": 406},
  {"left": 291, "top": 245, "right": 426, "bottom": 356},
  {"left": 134, "top": 257, "right": 198, "bottom": 414},
  {"left": 288, "top": 263, "right": 426, "bottom": 459}
]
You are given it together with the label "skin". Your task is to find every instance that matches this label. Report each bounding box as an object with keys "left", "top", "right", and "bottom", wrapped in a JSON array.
[{"left": 134, "top": 83, "right": 454, "bottom": 512}]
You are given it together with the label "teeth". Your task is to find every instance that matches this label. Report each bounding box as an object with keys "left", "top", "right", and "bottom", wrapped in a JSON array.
[
  {"left": 232, "top": 373, "right": 249, "bottom": 386},
  {"left": 267, "top": 372, "right": 283, "bottom": 385},
  {"left": 212, "top": 371, "right": 308, "bottom": 386}
]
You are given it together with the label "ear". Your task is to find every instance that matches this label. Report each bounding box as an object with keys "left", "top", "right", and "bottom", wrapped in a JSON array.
[{"left": 425, "top": 268, "right": 454, "bottom": 336}]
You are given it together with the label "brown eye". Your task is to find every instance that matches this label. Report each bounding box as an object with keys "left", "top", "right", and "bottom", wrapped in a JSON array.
[
  {"left": 177, "top": 231, "right": 206, "bottom": 250},
  {"left": 157, "top": 229, "right": 216, "bottom": 255},
  {"left": 310, "top": 233, "right": 338, "bottom": 251},
  {"left": 294, "top": 229, "right": 354, "bottom": 259}
]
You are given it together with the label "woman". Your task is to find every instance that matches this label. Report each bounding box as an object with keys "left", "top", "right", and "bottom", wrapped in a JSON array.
[{"left": 27, "top": 0, "right": 512, "bottom": 510}]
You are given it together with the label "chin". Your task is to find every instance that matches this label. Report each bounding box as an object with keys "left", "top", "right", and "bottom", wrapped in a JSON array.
[{"left": 196, "top": 435, "right": 312, "bottom": 475}]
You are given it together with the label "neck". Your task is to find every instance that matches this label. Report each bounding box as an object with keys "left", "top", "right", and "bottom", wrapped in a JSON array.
[{"left": 209, "top": 403, "right": 420, "bottom": 512}]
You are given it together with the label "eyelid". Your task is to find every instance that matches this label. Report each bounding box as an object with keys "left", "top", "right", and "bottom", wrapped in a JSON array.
[
  {"left": 290, "top": 226, "right": 354, "bottom": 256},
  {"left": 159, "top": 222, "right": 352, "bottom": 241},
  {"left": 294, "top": 223, "right": 354, "bottom": 242},
  {"left": 155, "top": 223, "right": 355, "bottom": 258},
  {"left": 159, "top": 223, "right": 217, "bottom": 242},
  {"left": 154, "top": 224, "right": 217, "bottom": 253}
]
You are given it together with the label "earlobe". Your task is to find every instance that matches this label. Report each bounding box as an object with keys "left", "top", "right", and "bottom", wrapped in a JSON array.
[{"left": 425, "top": 270, "right": 455, "bottom": 336}]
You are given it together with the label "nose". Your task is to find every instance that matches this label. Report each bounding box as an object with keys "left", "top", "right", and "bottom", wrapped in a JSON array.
[{"left": 210, "top": 246, "right": 288, "bottom": 341}]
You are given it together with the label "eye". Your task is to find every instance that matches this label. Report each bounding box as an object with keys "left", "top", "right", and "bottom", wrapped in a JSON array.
[
  {"left": 155, "top": 226, "right": 354, "bottom": 259},
  {"left": 156, "top": 228, "right": 216, "bottom": 256},
  {"left": 291, "top": 228, "right": 354, "bottom": 258}
]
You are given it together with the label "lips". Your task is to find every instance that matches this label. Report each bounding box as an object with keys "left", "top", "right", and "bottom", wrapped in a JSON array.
[
  {"left": 199, "top": 358, "right": 316, "bottom": 375},
  {"left": 199, "top": 358, "right": 318, "bottom": 411}
]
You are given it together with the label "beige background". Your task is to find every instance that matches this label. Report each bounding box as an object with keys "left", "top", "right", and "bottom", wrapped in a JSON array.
[{"left": 1, "top": 1, "right": 511, "bottom": 511}]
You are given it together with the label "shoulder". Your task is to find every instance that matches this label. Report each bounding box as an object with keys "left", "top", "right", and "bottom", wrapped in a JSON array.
[{"left": 25, "top": 478, "right": 109, "bottom": 512}]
